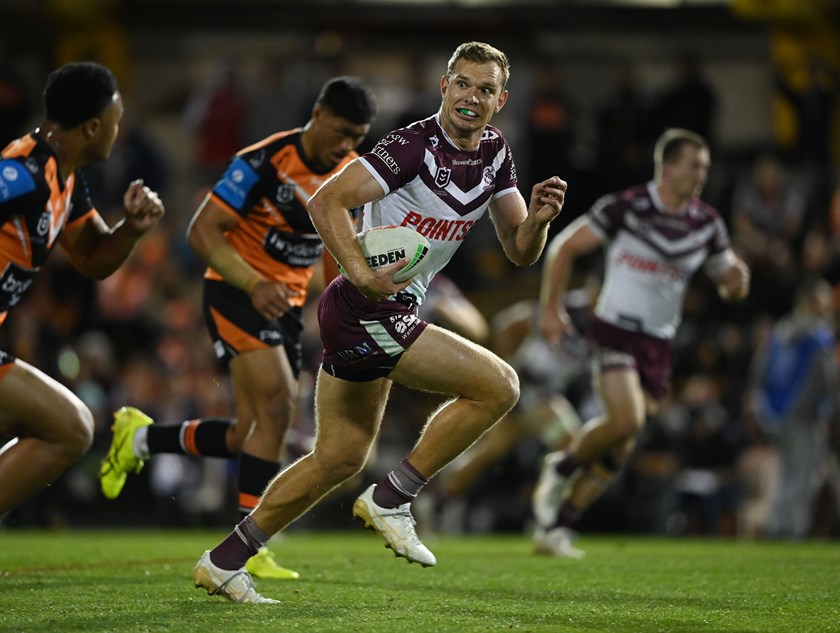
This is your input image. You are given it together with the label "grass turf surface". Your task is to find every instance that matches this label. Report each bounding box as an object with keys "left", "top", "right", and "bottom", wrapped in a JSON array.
[{"left": 0, "top": 530, "right": 837, "bottom": 632}]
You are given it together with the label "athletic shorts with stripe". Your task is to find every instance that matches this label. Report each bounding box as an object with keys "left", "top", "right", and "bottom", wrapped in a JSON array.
[
  {"left": 318, "top": 276, "right": 428, "bottom": 382},
  {"left": 202, "top": 279, "right": 303, "bottom": 378},
  {"left": 588, "top": 317, "right": 673, "bottom": 400}
]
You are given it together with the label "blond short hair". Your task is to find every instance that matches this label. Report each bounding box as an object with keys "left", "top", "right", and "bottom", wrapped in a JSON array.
[
  {"left": 653, "top": 128, "right": 708, "bottom": 180},
  {"left": 446, "top": 41, "right": 510, "bottom": 88}
]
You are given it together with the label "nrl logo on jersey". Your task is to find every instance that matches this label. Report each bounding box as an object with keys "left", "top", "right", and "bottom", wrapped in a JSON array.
[
  {"left": 276, "top": 183, "right": 295, "bottom": 204},
  {"left": 434, "top": 167, "right": 451, "bottom": 188}
]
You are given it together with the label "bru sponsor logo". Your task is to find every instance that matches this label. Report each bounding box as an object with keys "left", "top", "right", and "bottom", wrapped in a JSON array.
[
  {"left": 337, "top": 341, "right": 373, "bottom": 361},
  {"left": 401, "top": 211, "right": 473, "bottom": 241}
]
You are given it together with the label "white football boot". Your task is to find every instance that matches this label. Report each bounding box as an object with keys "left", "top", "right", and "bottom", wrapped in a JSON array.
[
  {"left": 353, "top": 484, "right": 437, "bottom": 567},
  {"left": 193, "top": 551, "right": 278, "bottom": 604},
  {"left": 532, "top": 451, "right": 572, "bottom": 529},
  {"left": 533, "top": 526, "right": 586, "bottom": 560}
]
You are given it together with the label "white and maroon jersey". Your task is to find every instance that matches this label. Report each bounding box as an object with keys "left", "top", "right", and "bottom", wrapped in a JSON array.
[
  {"left": 588, "top": 181, "right": 736, "bottom": 340},
  {"left": 358, "top": 114, "right": 519, "bottom": 303}
]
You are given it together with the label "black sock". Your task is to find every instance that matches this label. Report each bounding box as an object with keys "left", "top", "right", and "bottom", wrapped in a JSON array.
[
  {"left": 238, "top": 452, "right": 281, "bottom": 516},
  {"left": 209, "top": 515, "right": 269, "bottom": 570},
  {"left": 147, "top": 418, "right": 234, "bottom": 457},
  {"left": 373, "top": 458, "right": 429, "bottom": 508}
]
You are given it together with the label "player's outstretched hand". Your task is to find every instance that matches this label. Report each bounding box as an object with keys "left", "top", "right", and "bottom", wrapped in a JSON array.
[
  {"left": 123, "top": 179, "right": 165, "bottom": 235},
  {"left": 529, "top": 176, "right": 567, "bottom": 225}
]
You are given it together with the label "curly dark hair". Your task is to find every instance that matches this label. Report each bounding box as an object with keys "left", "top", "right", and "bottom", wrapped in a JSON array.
[{"left": 43, "top": 61, "right": 119, "bottom": 129}]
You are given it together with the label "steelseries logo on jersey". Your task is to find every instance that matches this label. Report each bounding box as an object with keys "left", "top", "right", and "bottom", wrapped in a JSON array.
[{"left": 401, "top": 211, "right": 474, "bottom": 241}]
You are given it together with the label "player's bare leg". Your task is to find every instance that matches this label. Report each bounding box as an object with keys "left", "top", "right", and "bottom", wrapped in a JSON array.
[
  {"left": 0, "top": 361, "right": 93, "bottom": 515},
  {"left": 533, "top": 368, "right": 646, "bottom": 557},
  {"left": 348, "top": 325, "right": 519, "bottom": 565},
  {"left": 569, "top": 369, "right": 646, "bottom": 462},
  {"left": 227, "top": 347, "right": 303, "bottom": 579},
  {"left": 228, "top": 347, "right": 297, "bottom": 463},
  {"left": 194, "top": 372, "right": 388, "bottom": 600},
  {"left": 390, "top": 325, "right": 520, "bottom": 477},
  {"left": 251, "top": 373, "right": 390, "bottom": 535}
]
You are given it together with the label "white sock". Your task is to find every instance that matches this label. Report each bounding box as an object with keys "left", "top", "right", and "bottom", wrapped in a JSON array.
[{"left": 134, "top": 426, "right": 150, "bottom": 459}]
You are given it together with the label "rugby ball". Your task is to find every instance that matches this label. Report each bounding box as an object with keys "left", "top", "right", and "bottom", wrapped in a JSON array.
[{"left": 351, "top": 225, "right": 431, "bottom": 283}]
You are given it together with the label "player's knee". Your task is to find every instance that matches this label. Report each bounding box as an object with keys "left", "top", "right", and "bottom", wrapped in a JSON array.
[
  {"left": 59, "top": 405, "right": 94, "bottom": 461},
  {"left": 314, "top": 445, "right": 368, "bottom": 484},
  {"left": 486, "top": 361, "right": 520, "bottom": 415},
  {"left": 610, "top": 410, "right": 644, "bottom": 441}
]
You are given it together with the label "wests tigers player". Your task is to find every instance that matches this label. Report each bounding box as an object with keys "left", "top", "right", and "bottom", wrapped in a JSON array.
[
  {"left": 0, "top": 62, "right": 164, "bottom": 518},
  {"left": 99, "top": 77, "right": 377, "bottom": 580}
]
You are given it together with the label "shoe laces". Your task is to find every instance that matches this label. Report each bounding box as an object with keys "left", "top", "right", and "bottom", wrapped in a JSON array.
[
  {"left": 214, "top": 570, "right": 256, "bottom": 601},
  {"left": 384, "top": 505, "right": 423, "bottom": 545}
]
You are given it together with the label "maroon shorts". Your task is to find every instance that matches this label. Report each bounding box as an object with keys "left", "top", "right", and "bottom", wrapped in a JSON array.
[
  {"left": 318, "top": 276, "right": 428, "bottom": 381},
  {"left": 588, "top": 317, "right": 673, "bottom": 400}
]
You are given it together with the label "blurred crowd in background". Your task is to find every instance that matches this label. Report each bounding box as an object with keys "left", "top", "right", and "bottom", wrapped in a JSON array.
[{"left": 0, "top": 0, "right": 839, "bottom": 540}]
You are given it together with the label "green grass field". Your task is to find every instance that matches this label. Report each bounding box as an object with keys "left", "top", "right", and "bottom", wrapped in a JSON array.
[{"left": 0, "top": 529, "right": 837, "bottom": 633}]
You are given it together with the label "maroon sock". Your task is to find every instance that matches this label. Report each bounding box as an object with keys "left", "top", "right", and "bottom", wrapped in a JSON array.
[
  {"left": 556, "top": 452, "right": 581, "bottom": 477},
  {"left": 553, "top": 500, "right": 583, "bottom": 529},
  {"left": 208, "top": 515, "right": 269, "bottom": 570},
  {"left": 372, "top": 458, "right": 429, "bottom": 508}
]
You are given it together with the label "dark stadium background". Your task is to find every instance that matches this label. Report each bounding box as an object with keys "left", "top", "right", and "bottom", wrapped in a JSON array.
[{"left": 0, "top": 0, "right": 838, "bottom": 538}]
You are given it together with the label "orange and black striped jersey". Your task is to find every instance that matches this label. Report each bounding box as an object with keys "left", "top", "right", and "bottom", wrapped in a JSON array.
[
  {"left": 0, "top": 133, "right": 99, "bottom": 327},
  {"left": 206, "top": 129, "right": 358, "bottom": 307}
]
